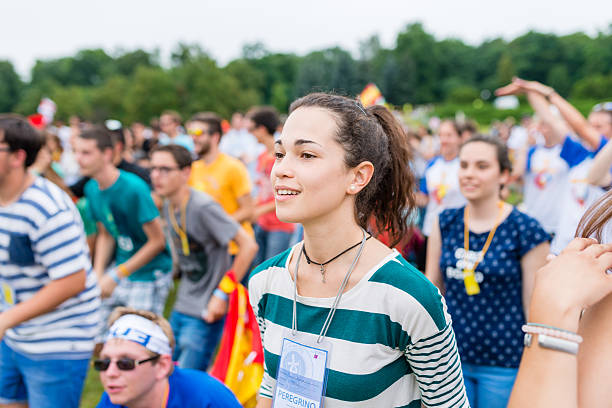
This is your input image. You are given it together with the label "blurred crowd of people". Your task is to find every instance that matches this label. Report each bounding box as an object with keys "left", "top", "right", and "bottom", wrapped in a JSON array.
[{"left": 0, "top": 77, "right": 611, "bottom": 408}]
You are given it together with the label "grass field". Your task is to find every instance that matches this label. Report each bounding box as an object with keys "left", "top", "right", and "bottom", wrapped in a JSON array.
[{"left": 79, "top": 282, "right": 178, "bottom": 407}]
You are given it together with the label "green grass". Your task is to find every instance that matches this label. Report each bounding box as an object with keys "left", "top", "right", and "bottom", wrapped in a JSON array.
[{"left": 80, "top": 281, "right": 179, "bottom": 407}]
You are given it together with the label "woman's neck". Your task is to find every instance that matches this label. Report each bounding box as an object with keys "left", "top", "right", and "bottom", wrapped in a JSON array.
[
  {"left": 467, "top": 194, "right": 502, "bottom": 222},
  {"left": 301, "top": 204, "right": 364, "bottom": 264}
]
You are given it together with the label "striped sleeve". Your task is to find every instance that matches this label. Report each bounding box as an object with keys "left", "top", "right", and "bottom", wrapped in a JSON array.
[
  {"left": 249, "top": 259, "right": 275, "bottom": 400},
  {"left": 32, "top": 209, "right": 90, "bottom": 280},
  {"left": 406, "top": 323, "right": 469, "bottom": 407}
]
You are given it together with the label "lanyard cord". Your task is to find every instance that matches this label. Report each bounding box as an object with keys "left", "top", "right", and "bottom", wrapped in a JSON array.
[
  {"left": 464, "top": 201, "right": 504, "bottom": 271},
  {"left": 169, "top": 191, "right": 191, "bottom": 256},
  {"left": 292, "top": 228, "right": 368, "bottom": 343}
]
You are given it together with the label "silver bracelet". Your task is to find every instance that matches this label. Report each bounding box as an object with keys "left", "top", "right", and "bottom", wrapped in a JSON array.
[{"left": 524, "top": 333, "right": 579, "bottom": 355}]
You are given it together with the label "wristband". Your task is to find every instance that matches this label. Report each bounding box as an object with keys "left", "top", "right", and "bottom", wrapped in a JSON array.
[
  {"left": 107, "top": 268, "right": 121, "bottom": 284},
  {"left": 524, "top": 333, "right": 579, "bottom": 355},
  {"left": 522, "top": 324, "right": 583, "bottom": 344},
  {"left": 213, "top": 288, "right": 229, "bottom": 302},
  {"left": 117, "top": 264, "right": 130, "bottom": 278}
]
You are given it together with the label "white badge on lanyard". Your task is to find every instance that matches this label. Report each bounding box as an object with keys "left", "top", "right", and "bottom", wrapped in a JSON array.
[
  {"left": 273, "top": 331, "right": 331, "bottom": 408},
  {"left": 272, "top": 228, "right": 368, "bottom": 408}
]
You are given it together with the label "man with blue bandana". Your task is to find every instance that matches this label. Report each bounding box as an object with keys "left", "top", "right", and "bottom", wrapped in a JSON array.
[{"left": 96, "top": 307, "right": 241, "bottom": 408}]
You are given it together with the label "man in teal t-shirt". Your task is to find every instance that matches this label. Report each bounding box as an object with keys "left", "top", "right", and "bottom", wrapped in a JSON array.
[{"left": 74, "top": 126, "right": 172, "bottom": 342}]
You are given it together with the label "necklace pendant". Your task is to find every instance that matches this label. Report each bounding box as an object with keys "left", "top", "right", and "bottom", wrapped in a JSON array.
[{"left": 320, "top": 264, "right": 326, "bottom": 283}]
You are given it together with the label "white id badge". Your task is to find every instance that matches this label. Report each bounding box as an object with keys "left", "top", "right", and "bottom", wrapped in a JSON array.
[{"left": 272, "top": 332, "right": 331, "bottom": 408}]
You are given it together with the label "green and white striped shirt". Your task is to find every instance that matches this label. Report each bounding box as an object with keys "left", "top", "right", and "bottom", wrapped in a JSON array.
[{"left": 249, "top": 246, "right": 469, "bottom": 407}]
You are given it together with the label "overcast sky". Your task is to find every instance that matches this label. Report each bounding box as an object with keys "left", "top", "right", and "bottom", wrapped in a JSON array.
[{"left": 2, "top": 0, "right": 610, "bottom": 79}]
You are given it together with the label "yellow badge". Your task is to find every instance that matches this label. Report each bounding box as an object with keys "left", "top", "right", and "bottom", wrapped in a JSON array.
[
  {"left": 1, "top": 282, "right": 16, "bottom": 306},
  {"left": 463, "top": 269, "right": 481, "bottom": 296}
]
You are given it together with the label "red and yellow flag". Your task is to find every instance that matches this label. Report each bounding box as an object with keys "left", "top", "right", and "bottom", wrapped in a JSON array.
[
  {"left": 211, "top": 273, "right": 264, "bottom": 408},
  {"left": 359, "top": 83, "right": 386, "bottom": 107}
]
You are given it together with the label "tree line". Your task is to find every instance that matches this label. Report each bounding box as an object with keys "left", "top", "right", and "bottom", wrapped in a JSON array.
[{"left": 0, "top": 22, "right": 610, "bottom": 124}]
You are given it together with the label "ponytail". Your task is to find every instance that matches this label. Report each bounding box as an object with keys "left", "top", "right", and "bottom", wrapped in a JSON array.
[{"left": 367, "top": 105, "right": 415, "bottom": 245}]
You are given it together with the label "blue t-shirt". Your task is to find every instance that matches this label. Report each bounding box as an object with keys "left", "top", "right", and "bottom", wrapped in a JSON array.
[
  {"left": 85, "top": 170, "right": 172, "bottom": 281},
  {"left": 96, "top": 366, "right": 241, "bottom": 407},
  {"left": 438, "top": 206, "right": 550, "bottom": 368}
]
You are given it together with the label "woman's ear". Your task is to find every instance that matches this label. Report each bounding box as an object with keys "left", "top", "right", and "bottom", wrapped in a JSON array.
[{"left": 347, "top": 161, "right": 374, "bottom": 195}]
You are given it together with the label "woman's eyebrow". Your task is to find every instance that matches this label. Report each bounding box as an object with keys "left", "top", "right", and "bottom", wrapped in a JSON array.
[{"left": 275, "top": 138, "right": 323, "bottom": 147}]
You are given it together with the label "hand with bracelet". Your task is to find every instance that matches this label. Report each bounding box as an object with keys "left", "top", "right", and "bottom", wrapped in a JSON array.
[
  {"left": 202, "top": 272, "right": 234, "bottom": 323},
  {"left": 509, "top": 237, "right": 612, "bottom": 408},
  {"left": 99, "top": 264, "right": 130, "bottom": 299}
]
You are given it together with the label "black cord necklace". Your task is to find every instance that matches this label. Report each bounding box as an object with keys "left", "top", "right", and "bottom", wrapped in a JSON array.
[{"left": 302, "top": 235, "right": 372, "bottom": 283}]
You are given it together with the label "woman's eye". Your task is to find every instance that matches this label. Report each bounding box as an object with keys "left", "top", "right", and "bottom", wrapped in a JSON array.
[
  {"left": 274, "top": 152, "right": 285, "bottom": 159},
  {"left": 301, "top": 152, "right": 315, "bottom": 159}
]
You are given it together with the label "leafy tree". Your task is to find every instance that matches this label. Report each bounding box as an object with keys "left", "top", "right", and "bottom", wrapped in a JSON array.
[
  {"left": 0, "top": 60, "right": 22, "bottom": 112},
  {"left": 123, "top": 66, "right": 179, "bottom": 123}
]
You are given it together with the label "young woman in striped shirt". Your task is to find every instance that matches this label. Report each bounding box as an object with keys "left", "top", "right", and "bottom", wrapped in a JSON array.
[{"left": 249, "top": 93, "right": 469, "bottom": 408}]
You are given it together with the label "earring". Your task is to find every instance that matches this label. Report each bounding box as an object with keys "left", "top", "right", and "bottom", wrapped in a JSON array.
[{"left": 350, "top": 185, "right": 356, "bottom": 192}]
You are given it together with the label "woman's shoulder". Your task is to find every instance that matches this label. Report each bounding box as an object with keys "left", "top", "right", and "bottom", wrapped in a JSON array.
[
  {"left": 506, "top": 206, "right": 547, "bottom": 233},
  {"left": 438, "top": 206, "right": 464, "bottom": 230},
  {"left": 250, "top": 246, "right": 293, "bottom": 281},
  {"left": 369, "top": 255, "right": 448, "bottom": 332}
]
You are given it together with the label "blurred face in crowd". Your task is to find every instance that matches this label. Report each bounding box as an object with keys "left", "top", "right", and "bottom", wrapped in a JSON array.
[
  {"left": 73, "top": 137, "right": 110, "bottom": 177},
  {"left": 438, "top": 121, "right": 461, "bottom": 160},
  {"left": 458, "top": 141, "right": 508, "bottom": 202},
  {"left": 271, "top": 107, "right": 359, "bottom": 225},
  {"left": 589, "top": 111, "right": 612, "bottom": 140},
  {"left": 150, "top": 151, "right": 189, "bottom": 198},
  {"left": 159, "top": 114, "right": 178, "bottom": 137},
  {"left": 247, "top": 119, "right": 267, "bottom": 143},
  {"left": 98, "top": 339, "right": 168, "bottom": 407},
  {"left": 188, "top": 121, "right": 216, "bottom": 157},
  {"left": 231, "top": 113, "right": 244, "bottom": 130}
]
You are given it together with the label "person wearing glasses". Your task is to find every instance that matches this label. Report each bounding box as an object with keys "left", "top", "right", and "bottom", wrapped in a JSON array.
[
  {"left": 73, "top": 126, "right": 172, "bottom": 344},
  {"left": 0, "top": 115, "right": 100, "bottom": 408},
  {"left": 150, "top": 144, "right": 258, "bottom": 370},
  {"left": 95, "top": 307, "right": 241, "bottom": 407},
  {"left": 187, "top": 113, "right": 255, "bottom": 274}
]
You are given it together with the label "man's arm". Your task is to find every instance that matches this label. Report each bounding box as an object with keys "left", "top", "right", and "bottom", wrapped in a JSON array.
[
  {"left": 253, "top": 201, "right": 276, "bottom": 221},
  {"left": 526, "top": 92, "right": 568, "bottom": 146},
  {"left": 0, "top": 270, "right": 86, "bottom": 339},
  {"left": 229, "top": 227, "right": 259, "bottom": 282},
  {"left": 587, "top": 139, "right": 612, "bottom": 187},
  {"left": 232, "top": 193, "right": 255, "bottom": 224},
  {"left": 203, "top": 227, "right": 258, "bottom": 323},
  {"left": 99, "top": 218, "right": 166, "bottom": 297},
  {"left": 497, "top": 78, "right": 601, "bottom": 150},
  {"left": 93, "top": 222, "right": 116, "bottom": 279}
]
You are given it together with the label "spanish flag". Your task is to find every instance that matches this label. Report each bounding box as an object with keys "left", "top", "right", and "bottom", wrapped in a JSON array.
[
  {"left": 211, "top": 273, "right": 264, "bottom": 408},
  {"left": 359, "top": 83, "right": 386, "bottom": 107}
]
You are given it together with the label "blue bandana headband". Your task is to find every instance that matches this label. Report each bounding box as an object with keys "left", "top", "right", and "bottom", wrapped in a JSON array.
[{"left": 106, "top": 314, "right": 172, "bottom": 356}]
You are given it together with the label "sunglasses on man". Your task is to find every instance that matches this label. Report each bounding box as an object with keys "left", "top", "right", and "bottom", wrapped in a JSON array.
[{"left": 93, "top": 355, "right": 160, "bottom": 371}]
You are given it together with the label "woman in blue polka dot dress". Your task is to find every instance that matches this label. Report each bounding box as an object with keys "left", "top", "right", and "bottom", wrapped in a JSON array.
[{"left": 426, "top": 135, "right": 551, "bottom": 408}]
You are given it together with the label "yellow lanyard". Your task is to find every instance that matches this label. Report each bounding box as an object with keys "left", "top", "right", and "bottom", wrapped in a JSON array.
[
  {"left": 462, "top": 201, "right": 504, "bottom": 296},
  {"left": 161, "top": 382, "right": 169, "bottom": 407},
  {"left": 169, "top": 192, "right": 191, "bottom": 256}
]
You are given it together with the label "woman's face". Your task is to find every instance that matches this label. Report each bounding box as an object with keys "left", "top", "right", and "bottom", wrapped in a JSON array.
[
  {"left": 458, "top": 141, "right": 508, "bottom": 201},
  {"left": 439, "top": 121, "right": 461, "bottom": 159},
  {"left": 271, "top": 107, "right": 357, "bottom": 225}
]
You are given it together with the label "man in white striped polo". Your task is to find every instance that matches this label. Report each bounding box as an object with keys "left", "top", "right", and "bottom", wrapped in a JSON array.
[{"left": 0, "top": 114, "right": 101, "bottom": 408}]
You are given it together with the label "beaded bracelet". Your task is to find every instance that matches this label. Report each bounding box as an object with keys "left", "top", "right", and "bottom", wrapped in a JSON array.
[{"left": 522, "top": 324, "right": 583, "bottom": 344}]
